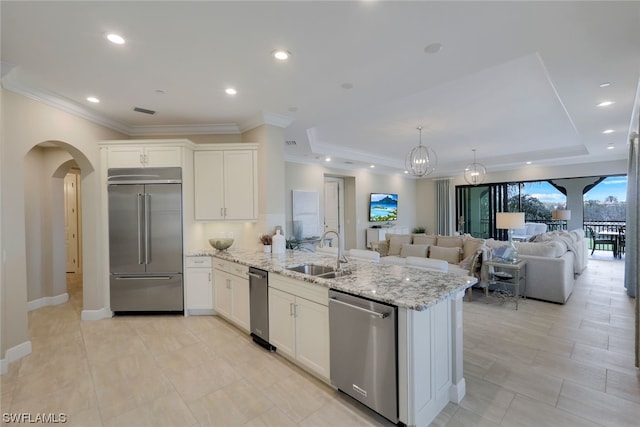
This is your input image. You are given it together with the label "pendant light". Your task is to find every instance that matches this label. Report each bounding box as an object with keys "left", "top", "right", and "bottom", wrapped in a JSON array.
[
  {"left": 463, "top": 149, "right": 487, "bottom": 185},
  {"left": 405, "top": 126, "right": 438, "bottom": 177}
]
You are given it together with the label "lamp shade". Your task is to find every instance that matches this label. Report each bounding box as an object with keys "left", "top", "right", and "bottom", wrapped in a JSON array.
[
  {"left": 552, "top": 209, "right": 571, "bottom": 220},
  {"left": 496, "top": 212, "right": 525, "bottom": 230}
]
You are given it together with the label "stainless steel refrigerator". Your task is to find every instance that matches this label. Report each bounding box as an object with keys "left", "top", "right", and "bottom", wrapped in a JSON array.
[{"left": 108, "top": 167, "right": 184, "bottom": 313}]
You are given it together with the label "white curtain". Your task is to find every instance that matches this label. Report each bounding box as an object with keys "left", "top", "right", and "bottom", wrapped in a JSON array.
[
  {"left": 627, "top": 131, "right": 639, "bottom": 367},
  {"left": 436, "top": 179, "right": 452, "bottom": 235}
]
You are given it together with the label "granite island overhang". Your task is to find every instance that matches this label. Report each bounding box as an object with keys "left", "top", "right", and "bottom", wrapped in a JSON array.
[{"left": 192, "top": 248, "right": 476, "bottom": 426}]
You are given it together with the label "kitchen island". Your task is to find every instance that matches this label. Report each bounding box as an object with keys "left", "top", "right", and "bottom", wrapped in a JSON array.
[{"left": 195, "top": 248, "right": 476, "bottom": 427}]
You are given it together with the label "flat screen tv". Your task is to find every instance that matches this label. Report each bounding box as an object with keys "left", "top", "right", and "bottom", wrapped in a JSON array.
[{"left": 369, "top": 193, "right": 398, "bottom": 222}]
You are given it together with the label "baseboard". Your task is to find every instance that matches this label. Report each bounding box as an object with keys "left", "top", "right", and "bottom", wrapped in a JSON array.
[
  {"left": 449, "top": 378, "right": 466, "bottom": 404},
  {"left": 81, "top": 307, "right": 112, "bottom": 320},
  {"left": 1, "top": 340, "right": 32, "bottom": 375},
  {"left": 26, "top": 293, "right": 69, "bottom": 311}
]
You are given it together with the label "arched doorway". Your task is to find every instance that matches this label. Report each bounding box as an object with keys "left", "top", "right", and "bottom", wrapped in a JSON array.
[{"left": 23, "top": 141, "right": 92, "bottom": 315}]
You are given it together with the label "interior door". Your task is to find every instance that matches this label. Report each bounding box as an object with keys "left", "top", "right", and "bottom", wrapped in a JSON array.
[
  {"left": 324, "top": 177, "right": 344, "bottom": 248},
  {"left": 64, "top": 172, "right": 79, "bottom": 273}
]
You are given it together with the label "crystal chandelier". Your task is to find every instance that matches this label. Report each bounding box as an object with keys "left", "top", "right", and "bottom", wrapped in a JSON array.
[
  {"left": 405, "top": 126, "right": 437, "bottom": 177},
  {"left": 463, "top": 149, "right": 487, "bottom": 185}
]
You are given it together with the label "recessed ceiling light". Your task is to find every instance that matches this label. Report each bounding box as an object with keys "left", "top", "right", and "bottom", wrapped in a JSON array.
[
  {"left": 607, "top": 144, "right": 615, "bottom": 150},
  {"left": 526, "top": 161, "right": 532, "bottom": 165},
  {"left": 325, "top": 157, "right": 331, "bottom": 162},
  {"left": 370, "top": 165, "right": 375, "bottom": 168},
  {"left": 404, "top": 170, "right": 408, "bottom": 174},
  {"left": 272, "top": 50, "right": 291, "bottom": 60},
  {"left": 602, "top": 129, "right": 615, "bottom": 134},
  {"left": 424, "top": 43, "right": 443, "bottom": 54},
  {"left": 599, "top": 82, "right": 611, "bottom": 88},
  {"left": 106, "top": 33, "right": 125, "bottom": 44},
  {"left": 597, "top": 101, "right": 615, "bottom": 107},
  {"left": 86, "top": 96, "right": 100, "bottom": 103},
  {"left": 225, "top": 88, "right": 237, "bottom": 95}
]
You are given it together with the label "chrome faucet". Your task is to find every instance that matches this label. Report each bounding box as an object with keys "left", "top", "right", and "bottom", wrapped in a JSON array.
[{"left": 320, "top": 230, "right": 349, "bottom": 271}]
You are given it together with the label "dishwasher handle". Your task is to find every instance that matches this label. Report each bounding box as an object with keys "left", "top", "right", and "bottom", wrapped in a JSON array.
[
  {"left": 247, "top": 272, "right": 266, "bottom": 280},
  {"left": 329, "top": 297, "right": 389, "bottom": 319}
]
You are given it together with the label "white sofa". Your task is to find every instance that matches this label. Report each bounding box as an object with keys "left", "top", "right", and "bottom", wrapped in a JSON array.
[
  {"left": 376, "top": 230, "right": 588, "bottom": 304},
  {"left": 512, "top": 241, "right": 575, "bottom": 303},
  {"left": 511, "top": 222, "right": 548, "bottom": 241},
  {"left": 485, "top": 228, "right": 588, "bottom": 303}
]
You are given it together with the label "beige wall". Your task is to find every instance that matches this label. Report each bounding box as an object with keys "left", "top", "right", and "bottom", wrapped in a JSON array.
[
  {"left": 415, "top": 178, "right": 437, "bottom": 235},
  {"left": 284, "top": 162, "right": 418, "bottom": 249},
  {"left": 23, "top": 147, "right": 76, "bottom": 302},
  {"left": 1, "top": 89, "right": 126, "bottom": 363}
]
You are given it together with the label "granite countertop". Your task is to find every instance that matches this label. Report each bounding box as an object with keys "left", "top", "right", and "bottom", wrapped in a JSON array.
[{"left": 186, "top": 248, "right": 476, "bottom": 311}]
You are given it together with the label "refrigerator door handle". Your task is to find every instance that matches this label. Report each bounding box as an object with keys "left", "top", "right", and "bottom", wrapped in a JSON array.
[
  {"left": 137, "top": 193, "right": 144, "bottom": 264},
  {"left": 144, "top": 193, "right": 151, "bottom": 264},
  {"left": 114, "top": 275, "right": 175, "bottom": 280}
]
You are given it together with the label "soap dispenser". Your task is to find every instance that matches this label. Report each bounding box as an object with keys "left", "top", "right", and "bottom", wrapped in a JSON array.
[{"left": 272, "top": 229, "right": 286, "bottom": 254}]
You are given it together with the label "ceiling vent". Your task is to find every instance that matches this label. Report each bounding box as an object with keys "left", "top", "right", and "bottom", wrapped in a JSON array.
[
  {"left": 285, "top": 140, "right": 297, "bottom": 145},
  {"left": 133, "top": 106, "right": 156, "bottom": 115}
]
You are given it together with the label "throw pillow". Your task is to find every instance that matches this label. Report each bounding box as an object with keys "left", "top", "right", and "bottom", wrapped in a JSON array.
[
  {"left": 413, "top": 235, "right": 437, "bottom": 246},
  {"left": 428, "top": 245, "right": 462, "bottom": 264},
  {"left": 462, "top": 237, "right": 484, "bottom": 259},
  {"left": 400, "top": 244, "right": 429, "bottom": 258},
  {"left": 436, "top": 236, "right": 464, "bottom": 248},
  {"left": 388, "top": 234, "right": 413, "bottom": 256}
]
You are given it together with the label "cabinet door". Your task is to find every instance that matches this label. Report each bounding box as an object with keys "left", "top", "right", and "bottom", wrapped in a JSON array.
[
  {"left": 107, "top": 146, "right": 144, "bottom": 168},
  {"left": 145, "top": 146, "right": 182, "bottom": 167},
  {"left": 230, "top": 275, "right": 250, "bottom": 332},
  {"left": 295, "top": 297, "right": 330, "bottom": 379},
  {"left": 223, "top": 150, "right": 255, "bottom": 220},
  {"left": 185, "top": 268, "right": 212, "bottom": 312},
  {"left": 213, "top": 270, "right": 232, "bottom": 319},
  {"left": 194, "top": 151, "right": 225, "bottom": 220},
  {"left": 268, "top": 288, "right": 296, "bottom": 358}
]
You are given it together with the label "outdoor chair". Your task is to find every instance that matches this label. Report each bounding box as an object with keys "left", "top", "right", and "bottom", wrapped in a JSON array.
[
  {"left": 618, "top": 225, "right": 626, "bottom": 258},
  {"left": 588, "top": 226, "right": 617, "bottom": 256}
]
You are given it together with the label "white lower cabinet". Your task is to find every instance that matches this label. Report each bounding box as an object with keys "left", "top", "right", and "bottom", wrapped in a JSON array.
[
  {"left": 213, "top": 259, "right": 250, "bottom": 332},
  {"left": 185, "top": 257, "right": 214, "bottom": 315},
  {"left": 268, "top": 275, "right": 330, "bottom": 380}
]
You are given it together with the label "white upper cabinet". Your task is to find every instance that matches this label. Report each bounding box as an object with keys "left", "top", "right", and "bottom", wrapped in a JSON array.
[
  {"left": 106, "top": 144, "right": 183, "bottom": 168},
  {"left": 194, "top": 148, "right": 257, "bottom": 220}
]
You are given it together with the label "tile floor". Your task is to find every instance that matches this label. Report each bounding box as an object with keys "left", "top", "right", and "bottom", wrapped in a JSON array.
[{"left": 1, "top": 256, "right": 638, "bottom": 426}]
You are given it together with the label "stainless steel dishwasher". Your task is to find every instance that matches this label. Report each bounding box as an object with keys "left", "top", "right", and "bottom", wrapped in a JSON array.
[
  {"left": 329, "top": 289, "right": 398, "bottom": 423},
  {"left": 248, "top": 267, "right": 276, "bottom": 351}
]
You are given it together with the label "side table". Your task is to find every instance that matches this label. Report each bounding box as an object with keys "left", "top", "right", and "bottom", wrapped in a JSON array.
[{"left": 482, "top": 259, "right": 527, "bottom": 310}]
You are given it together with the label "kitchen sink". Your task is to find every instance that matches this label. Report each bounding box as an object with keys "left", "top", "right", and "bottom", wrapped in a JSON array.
[
  {"left": 285, "top": 263, "right": 351, "bottom": 279},
  {"left": 286, "top": 264, "right": 336, "bottom": 276}
]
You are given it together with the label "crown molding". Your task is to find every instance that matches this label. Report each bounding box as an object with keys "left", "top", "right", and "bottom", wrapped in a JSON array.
[
  {"left": 2, "top": 71, "right": 132, "bottom": 135},
  {"left": 239, "top": 111, "right": 295, "bottom": 133},
  {"left": 307, "top": 127, "right": 405, "bottom": 170},
  {"left": 2, "top": 69, "right": 291, "bottom": 137},
  {"left": 128, "top": 123, "right": 240, "bottom": 136}
]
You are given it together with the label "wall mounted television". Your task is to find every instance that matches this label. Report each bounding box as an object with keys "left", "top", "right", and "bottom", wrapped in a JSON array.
[{"left": 369, "top": 193, "right": 398, "bottom": 222}]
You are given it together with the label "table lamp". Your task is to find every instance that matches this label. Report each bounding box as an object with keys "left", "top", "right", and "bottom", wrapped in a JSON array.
[
  {"left": 552, "top": 209, "right": 571, "bottom": 230},
  {"left": 496, "top": 212, "right": 525, "bottom": 262}
]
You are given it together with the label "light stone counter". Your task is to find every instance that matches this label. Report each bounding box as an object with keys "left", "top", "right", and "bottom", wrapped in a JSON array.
[{"left": 188, "top": 248, "right": 476, "bottom": 311}]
